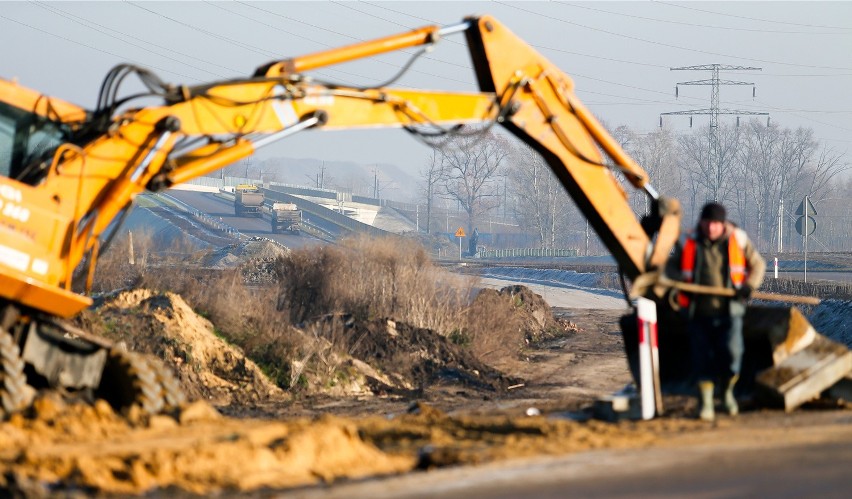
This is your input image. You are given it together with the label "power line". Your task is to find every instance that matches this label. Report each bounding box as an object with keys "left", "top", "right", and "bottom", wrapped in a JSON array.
[
  {"left": 224, "top": 0, "right": 474, "bottom": 85},
  {"left": 556, "top": 1, "right": 851, "bottom": 35},
  {"left": 125, "top": 1, "right": 280, "bottom": 58},
  {"left": 125, "top": 1, "right": 398, "bottom": 86},
  {"left": 31, "top": 1, "right": 233, "bottom": 79},
  {"left": 344, "top": 1, "right": 710, "bottom": 106},
  {"left": 495, "top": 1, "right": 852, "bottom": 72},
  {"left": 652, "top": 0, "right": 852, "bottom": 31},
  {"left": 0, "top": 11, "right": 200, "bottom": 81}
]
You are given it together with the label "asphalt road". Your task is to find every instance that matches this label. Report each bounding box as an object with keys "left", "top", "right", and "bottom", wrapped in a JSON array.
[{"left": 164, "top": 189, "right": 327, "bottom": 250}]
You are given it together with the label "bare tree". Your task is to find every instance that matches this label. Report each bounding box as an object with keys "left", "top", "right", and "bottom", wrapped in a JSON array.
[
  {"left": 802, "top": 144, "right": 850, "bottom": 202},
  {"left": 438, "top": 129, "right": 511, "bottom": 233},
  {"left": 733, "top": 120, "right": 785, "bottom": 245},
  {"left": 419, "top": 150, "right": 445, "bottom": 234},
  {"left": 678, "top": 123, "right": 742, "bottom": 210},
  {"left": 508, "top": 143, "right": 568, "bottom": 248},
  {"left": 630, "top": 128, "right": 682, "bottom": 215}
]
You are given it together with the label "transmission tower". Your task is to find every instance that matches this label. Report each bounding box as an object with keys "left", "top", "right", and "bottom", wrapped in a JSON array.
[{"left": 661, "top": 64, "right": 768, "bottom": 201}]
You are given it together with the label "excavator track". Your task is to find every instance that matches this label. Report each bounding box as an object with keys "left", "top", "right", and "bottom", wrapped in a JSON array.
[
  {"left": 96, "top": 348, "right": 166, "bottom": 415},
  {"left": 149, "top": 356, "right": 187, "bottom": 411},
  {"left": 0, "top": 327, "right": 34, "bottom": 417}
]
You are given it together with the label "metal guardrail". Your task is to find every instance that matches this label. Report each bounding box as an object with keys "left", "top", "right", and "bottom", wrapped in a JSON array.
[
  {"left": 476, "top": 248, "right": 580, "bottom": 259},
  {"left": 153, "top": 193, "right": 243, "bottom": 238}
]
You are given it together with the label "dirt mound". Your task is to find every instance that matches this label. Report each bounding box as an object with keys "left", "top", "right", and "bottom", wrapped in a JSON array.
[
  {"left": 202, "top": 237, "right": 289, "bottom": 267},
  {"left": 200, "top": 237, "right": 288, "bottom": 284},
  {"left": 82, "top": 289, "right": 287, "bottom": 407},
  {"left": 469, "top": 284, "right": 566, "bottom": 345},
  {"left": 305, "top": 315, "right": 517, "bottom": 395},
  {"left": 0, "top": 396, "right": 413, "bottom": 495}
]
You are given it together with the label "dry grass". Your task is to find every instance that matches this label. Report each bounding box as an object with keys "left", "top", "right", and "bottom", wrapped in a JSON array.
[
  {"left": 274, "top": 235, "right": 474, "bottom": 334},
  {"left": 274, "top": 235, "right": 541, "bottom": 364},
  {"left": 88, "top": 232, "right": 551, "bottom": 392}
]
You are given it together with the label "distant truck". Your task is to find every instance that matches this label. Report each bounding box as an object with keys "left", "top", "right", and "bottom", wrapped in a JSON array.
[
  {"left": 271, "top": 202, "right": 302, "bottom": 234},
  {"left": 234, "top": 184, "right": 264, "bottom": 216}
]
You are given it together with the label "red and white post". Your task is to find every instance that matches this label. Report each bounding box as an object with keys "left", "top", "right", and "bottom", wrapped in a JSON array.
[{"left": 637, "top": 297, "right": 663, "bottom": 419}]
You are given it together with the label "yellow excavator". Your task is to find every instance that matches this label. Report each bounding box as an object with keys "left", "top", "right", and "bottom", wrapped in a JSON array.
[{"left": 0, "top": 16, "right": 846, "bottom": 416}]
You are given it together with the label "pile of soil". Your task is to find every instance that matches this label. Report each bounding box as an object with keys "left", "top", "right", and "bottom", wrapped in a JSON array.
[
  {"left": 470, "top": 284, "right": 574, "bottom": 345},
  {"left": 201, "top": 237, "right": 289, "bottom": 284},
  {"left": 0, "top": 396, "right": 414, "bottom": 495},
  {"left": 80, "top": 289, "right": 287, "bottom": 407},
  {"left": 304, "top": 315, "right": 518, "bottom": 395}
]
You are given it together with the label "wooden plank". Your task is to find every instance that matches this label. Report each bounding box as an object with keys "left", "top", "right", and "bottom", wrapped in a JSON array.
[{"left": 755, "top": 335, "right": 852, "bottom": 411}]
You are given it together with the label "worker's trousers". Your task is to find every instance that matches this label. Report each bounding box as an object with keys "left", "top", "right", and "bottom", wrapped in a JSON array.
[{"left": 688, "top": 314, "right": 744, "bottom": 381}]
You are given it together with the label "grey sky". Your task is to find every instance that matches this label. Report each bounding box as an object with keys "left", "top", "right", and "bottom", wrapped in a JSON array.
[{"left": 3, "top": 1, "right": 850, "bottom": 178}]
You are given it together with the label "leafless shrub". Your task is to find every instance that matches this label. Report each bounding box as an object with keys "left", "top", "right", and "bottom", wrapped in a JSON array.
[
  {"left": 274, "top": 234, "right": 473, "bottom": 334},
  {"left": 460, "top": 288, "right": 526, "bottom": 363}
]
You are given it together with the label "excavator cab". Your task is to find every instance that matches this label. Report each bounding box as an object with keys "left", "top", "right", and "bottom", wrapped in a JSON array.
[{"left": 0, "top": 101, "right": 68, "bottom": 181}]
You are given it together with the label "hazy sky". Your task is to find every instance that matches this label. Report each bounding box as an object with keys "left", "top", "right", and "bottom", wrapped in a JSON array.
[{"left": 3, "top": 1, "right": 851, "bottom": 178}]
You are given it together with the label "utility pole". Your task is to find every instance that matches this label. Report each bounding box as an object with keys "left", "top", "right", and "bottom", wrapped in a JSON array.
[{"left": 661, "top": 64, "right": 768, "bottom": 201}]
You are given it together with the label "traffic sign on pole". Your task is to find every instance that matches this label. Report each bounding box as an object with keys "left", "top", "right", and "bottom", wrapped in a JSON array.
[
  {"left": 795, "top": 197, "right": 818, "bottom": 216},
  {"left": 455, "top": 227, "right": 465, "bottom": 259},
  {"left": 795, "top": 216, "right": 817, "bottom": 236}
]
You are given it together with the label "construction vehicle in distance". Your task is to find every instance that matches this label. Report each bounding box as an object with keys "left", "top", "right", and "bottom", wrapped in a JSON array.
[
  {"left": 0, "top": 15, "right": 848, "bottom": 418},
  {"left": 271, "top": 202, "right": 302, "bottom": 234},
  {"left": 233, "top": 184, "right": 265, "bottom": 217}
]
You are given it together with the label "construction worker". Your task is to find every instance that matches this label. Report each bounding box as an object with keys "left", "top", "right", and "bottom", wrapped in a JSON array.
[{"left": 666, "top": 202, "right": 766, "bottom": 421}]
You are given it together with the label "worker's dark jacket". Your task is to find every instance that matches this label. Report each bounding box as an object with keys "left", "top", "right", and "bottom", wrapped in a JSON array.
[{"left": 666, "top": 223, "right": 766, "bottom": 318}]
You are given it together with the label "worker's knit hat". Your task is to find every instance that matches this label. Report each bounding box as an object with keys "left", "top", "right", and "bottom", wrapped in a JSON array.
[{"left": 700, "top": 202, "right": 726, "bottom": 222}]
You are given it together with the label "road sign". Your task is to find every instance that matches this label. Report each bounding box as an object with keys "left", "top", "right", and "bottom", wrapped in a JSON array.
[
  {"left": 795, "top": 197, "right": 818, "bottom": 216},
  {"left": 795, "top": 216, "right": 817, "bottom": 236},
  {"left": 455, "top": 227, "right": 466, "bottom": 238}
]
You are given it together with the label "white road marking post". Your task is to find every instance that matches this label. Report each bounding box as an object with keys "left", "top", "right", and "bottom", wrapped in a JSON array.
[{"left": 637, "top": 297, "right": 661, "bottom": 419}]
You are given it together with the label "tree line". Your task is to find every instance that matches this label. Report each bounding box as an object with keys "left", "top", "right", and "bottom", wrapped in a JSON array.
[{"left": 419, "top": 120, "right": 850, "bottom": 255}]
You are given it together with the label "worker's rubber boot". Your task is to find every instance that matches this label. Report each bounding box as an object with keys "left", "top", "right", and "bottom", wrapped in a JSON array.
[
  {"left": 724, "top": 375, "right": 739, "bottom": 416},
  {"left": 698, "top": 381, "right": 715, "bottom": 422}
]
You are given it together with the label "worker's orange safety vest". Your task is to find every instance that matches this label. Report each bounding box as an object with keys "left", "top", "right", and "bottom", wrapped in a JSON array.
[{"left": 678, "top": 233, "right": 746, "bottom": 308}]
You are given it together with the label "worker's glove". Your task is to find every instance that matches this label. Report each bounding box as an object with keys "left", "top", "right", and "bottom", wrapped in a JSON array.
[{"left": 734, "top": 284, "right": 753, "bottom": 301}]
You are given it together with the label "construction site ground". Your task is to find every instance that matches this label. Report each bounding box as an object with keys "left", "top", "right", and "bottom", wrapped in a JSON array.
[
  {"left": 3, "top": 294, "right": 851, "bottom": 496},
  {"left": 3, "top": 202, "right": 849, "bottom": 496}
]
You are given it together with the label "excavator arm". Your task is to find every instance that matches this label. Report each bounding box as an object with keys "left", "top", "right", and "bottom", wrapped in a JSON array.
[{"left": 0, "top": 15, "right": 680, "bottom": 320}]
